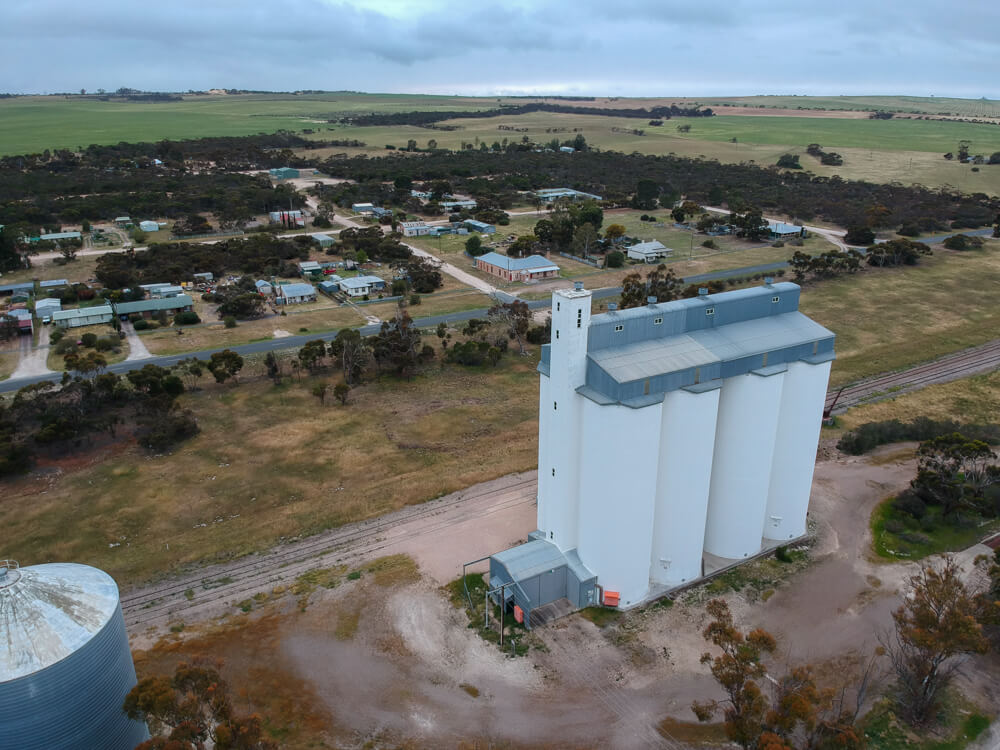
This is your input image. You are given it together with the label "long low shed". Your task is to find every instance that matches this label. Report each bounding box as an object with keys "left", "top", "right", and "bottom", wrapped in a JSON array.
[{"left": 52, "top": 306, "right": 114, "bottom": 328}]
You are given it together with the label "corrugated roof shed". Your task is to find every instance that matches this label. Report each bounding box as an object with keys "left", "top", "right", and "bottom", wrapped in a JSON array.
[
  {"left": 114, "top": 295, "right": 193, "bottom": 315},
  {"left": 477, "top": 252, "right": 560, "bottom": 272},
  {"left": 279, "top": 283, "right": 316, "bottom": 297}
]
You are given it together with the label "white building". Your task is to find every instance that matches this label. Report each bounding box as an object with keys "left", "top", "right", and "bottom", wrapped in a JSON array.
[
  {"left": 489, "top": 281, "right": 834, "bottom": 623},
  {"left": 400, "top": 221, "right": 433, "bottom": 237},
  {"left": 339, "top": 275, "right": 386, "bottom": 297},
  {"left": 626, "top": 240, "right": 673, "bottom": 263},
  {"left": 277, "top": 283, "right": 316, "bottom": 305}
]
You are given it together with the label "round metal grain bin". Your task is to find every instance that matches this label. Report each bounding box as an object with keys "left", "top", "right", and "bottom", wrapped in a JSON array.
[{"left": 0, "top": 561, "right": 150, "bottom": 750}]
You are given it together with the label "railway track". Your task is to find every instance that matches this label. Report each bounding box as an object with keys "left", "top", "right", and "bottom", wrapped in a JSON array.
[
  {"left": 826, "top": 339, "right": 1000, "bottom": 414},
  {"left": 123, "top": 476, "right": 537, "bottom": 630}
]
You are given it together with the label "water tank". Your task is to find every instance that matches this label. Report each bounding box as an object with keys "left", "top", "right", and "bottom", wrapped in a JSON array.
[
  {"left": 703, "top": 369, "right": 785, "bottom": 559},
  {"left": 764, "top": 359, "right": 832, "bottom": 541},
  {"left": 0, "top": 561, "right": 149, "bottom": 750}
]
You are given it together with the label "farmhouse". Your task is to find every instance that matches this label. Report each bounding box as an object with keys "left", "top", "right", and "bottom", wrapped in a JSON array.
[
  {"left": 114, "top": 216, "right": 132, "bottom": 227},
  {"left": 463, "top": 219, "right": 495, "bottom": 234},
  {"left": 269, "top": 167, "right": 300, "bottom": 180},
  {"left": 768, "top": 221, "right": 805, "bottom": 240},
  {"left": 440, "top": 200, "right": 477, "bottom": 211},
  {"left": 559, "top": 146, "right": 576, "bottom": 153},
  {"left": 487, "top": 281, "right": 834, "bottom": 624},
  {"left": 626, "top": 240, "right": 673, "bottom": 263},
  {"left": 115, "top": 295, "right": 194, "bottom": 319},
  {"left": 400, "top": 221, "right": 433, "bottom": 237},
  {"left": 533, "top": 188, "right": 603, "bottom": 203},
  {"left": 277, "top": 283, "right": 317, "bottom": 305},
  {"left": 138, "top": 221, "right": 159, "bottom": 233},
  {"left": 475, "top": 252, "right": 560, "bottom": 282},
  {"left": 255, "top": 279, "right": 273, "bottom": 295},
  {"left": 52, "top": 305, "right": 115, "bottom": 328},
  {"left": 351, "top": 203, "right": 376, "bottom": 214}
]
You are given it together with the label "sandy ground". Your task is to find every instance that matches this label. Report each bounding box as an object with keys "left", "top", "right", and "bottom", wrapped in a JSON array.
[
  {"left": 132, "top": 443, "right": 1000, "bottom": 748},
  {"left": 123, "top": 322, "right": 151, "bottom": 361},
  {"left": 11, "top": 326, "right": 52, "bottom": 378}
]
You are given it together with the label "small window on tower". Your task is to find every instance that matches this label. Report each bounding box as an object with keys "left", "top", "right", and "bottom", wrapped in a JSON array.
[
  {"left": 556, "top": 330, "right": 559, "bottom": 339},
  {"left": 577, "top": 309, "right": 582, "bottom": 328},
  {"left": 705, "top": 308, "right": 715, "bottom": 316},
  {"left": 772, "top": 296, "right": 780, "bottom": 304},
  {"left": 552, "top": 468, "right": 555, "bottom": 477},
  {"left": 653, "top": 317, "right": 662, "bottom": 325},
  {"left": 557, "top": 302, "right": 560, "bottom": 311},
  {"left": 554, "top": 401, "right": 557, "bottom": 410},
  {"left": 614, "top": 324, "right": 624, "bottom": 332}
]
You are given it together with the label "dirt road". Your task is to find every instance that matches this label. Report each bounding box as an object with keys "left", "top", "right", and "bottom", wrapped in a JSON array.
[
  {"left": 11, "top": 327, "right": 52, "bottom": 379},
  {"left": 123, "top": 322, "right": 151, "bottom": 361}
]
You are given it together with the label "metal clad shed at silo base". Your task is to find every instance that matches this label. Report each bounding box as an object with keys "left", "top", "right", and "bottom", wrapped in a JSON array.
[{"left": 0, "top": 561, "right": 149, "bottom": 750}]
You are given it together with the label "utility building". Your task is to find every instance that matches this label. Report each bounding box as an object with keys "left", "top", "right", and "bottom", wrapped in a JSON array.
[{"left": 490, "top": 281, "right": 834, "bottom": 622}]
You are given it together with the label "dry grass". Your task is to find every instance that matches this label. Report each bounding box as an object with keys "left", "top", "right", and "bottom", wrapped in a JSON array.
[
  {"left": 658, "top": 717, "right": 729, "bottom": 744},
  {"left": 333, "top": 605, "right": 361, "bottom": 641},
  {"left": 799, "top": 242, "right": 1000, "bottom": 386},
  {"left": 132, "top": 614, "right": 332, "bottom": 749},
  {"left": 1, "top": 352, "right": 540, "bottom": 584},
  {"left": 0, "top": 350, "right": 19, "bottom": 380}
]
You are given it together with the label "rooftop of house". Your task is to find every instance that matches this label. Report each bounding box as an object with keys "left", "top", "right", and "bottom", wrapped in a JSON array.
[
  {"left": 627, "top": 240, "right": 670, "bottom": 254},
  {"left": 279, "top": 283, "right": 316, "bottom": 297},
  {"left": 114, "top": 295, "right": 193, "bottom": 314},
  {"left": 477, "top": 252, "right": 560, "bottom": 272}
]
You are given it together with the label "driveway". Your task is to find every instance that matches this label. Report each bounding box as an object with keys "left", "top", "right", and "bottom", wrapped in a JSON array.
[
  {"left": 11, "top": 326, "right": 53, "bottom": 379},
  {"left": 123, "top": 322, "right": 152, "bottom": 361}
]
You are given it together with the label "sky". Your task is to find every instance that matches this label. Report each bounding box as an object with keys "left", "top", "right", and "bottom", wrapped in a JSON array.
[{"left": 3, "top": 0, "right": 999, "bottom": 98}]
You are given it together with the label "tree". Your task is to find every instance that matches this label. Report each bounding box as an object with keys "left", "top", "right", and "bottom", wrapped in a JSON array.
[
  {"left": 59, "top": 244, "right": 78, "bottom": 263},
  {"left": 604, "top": 224, "right": 626, "bottom": 244},
  {"left": 572, "top": 200, "right": 603, "bottom": 231},
  {"left": 733, "top": 207, "right": 769, "bottom": 242},
  {"left": 311, "top": 381, "right": 329, "bottom": 404},
  {"left": 633, "top": 178, "right": 659, "bottom": 209},
  {"left": 882, "top": 557, "right": 989, "bottom": 725},
  {"left": 208, "top": 350, "right": 244, "bottom": 384},
  {"left": 776, "top": 154, "right": 801, "bottom": 169},
  {"left": 692, "top": 599, "right": 776, "bottom": 748},
  {"left": 216, "top": 293, "right": 265, "bottom": 320},
  {"left": 572, "top": 223, "right": 599, "bottom": 257},
  {"left": 63, "top": 351, "right": 106, "bottom": 377},
  {"left": 297, "top": 339, "right": 328, "bottom": 373},
  {"left": 508, "top": 235, "right": 540, "bottom": 258},
  {"left": 329, "top": 328, "right": 370, "bottom": 385},
  {"left": 173, "top": 358, "right": 205, "bottom": 390},
  {"left": 371, "top": 306, "right": 423, "bottom": 378},
  {"left": 399, "top": 256, "right": 443, "bottom": 293},
  {"left": 123, "top": 658, "right": 277, "bottom": 750},
  {"left": 333, "top": 382, "right": 350, "bottom": 405},
  {"left": 672, "top": 207, "right": 687, "bottom": 223},
  {"left": 910, "top": 433, "right": 998, "bottom": 518},
  {"left": 465, "top": 234, "right": 483, "bottom": 256},
  {"left": 865, "top": 238, "right": 931, "bottom": 267},
  {"left": 0, "top": 314, "right": 20, "bottom": 341},
  {"left": 619, "top": 264, "right": 681, "bottom": 309},
  {"left": 488, "top": 298, "right": 531, "bottom": 355},
  {"left": 606, "top": 250, "right": 625, "bottom": 268}
]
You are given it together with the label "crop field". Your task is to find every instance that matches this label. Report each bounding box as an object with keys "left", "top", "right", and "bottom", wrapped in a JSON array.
[
  {"left": 693, "top": 94, "right": 1000, "bottom": 117},
  {"left": 0, "top": 92, "right": 542, "bottom": 156}
]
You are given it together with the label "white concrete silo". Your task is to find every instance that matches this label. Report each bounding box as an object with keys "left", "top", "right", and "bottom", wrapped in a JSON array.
[
  {"left": 0, "top": 561, "right": 149, "bottom": 750},
  {"left": 576, "top": 399, "right": 662, "bottom": 607},
  {"left": 764, "top": 359, "right": 833, "bottom": 541},
  {"left": 650, "top": 385, "right": 721, "bottom": 585},
  {"left": 703, "top": 369, "right": 785, "bottom": 559}
]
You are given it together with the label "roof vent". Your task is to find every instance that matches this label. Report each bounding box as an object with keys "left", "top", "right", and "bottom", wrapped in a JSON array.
[
  {"left": 764, "top": 276, "right": 774, "bottom": 287},
  {"left": 647, "top": 296, "right": 657, "bottom": 306},
  {"left": 607, "top": 303, "right": 618, "bottom": 312},
  {"left": 698, "top": 288, "right": 709, "bottom": 298},
  {"left": 574, "top": 281, "right": 584, "bottom": 291}
]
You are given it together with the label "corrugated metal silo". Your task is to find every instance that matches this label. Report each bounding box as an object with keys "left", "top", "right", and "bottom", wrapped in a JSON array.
[{"left": 0, "top": 561, "right": 149, "bottom": 750}]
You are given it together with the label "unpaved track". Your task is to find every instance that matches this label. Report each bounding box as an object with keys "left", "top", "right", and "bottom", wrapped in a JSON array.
[
  {"left": 827, "top": 338, "right": 1000, "bottom": 413},
  {"left": 123, "top": 472, "right": 537, "bottom": 634},
  {"left": 123, "top": 322, "right": 151, "bottom": 361},
  {"left": 11, "top": 327, "right": 52, "bottom": 379}
]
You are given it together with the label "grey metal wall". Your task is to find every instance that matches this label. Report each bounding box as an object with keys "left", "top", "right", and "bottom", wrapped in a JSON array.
[{"left": 0, "top": 606, "right": 149, "bottom": 750}]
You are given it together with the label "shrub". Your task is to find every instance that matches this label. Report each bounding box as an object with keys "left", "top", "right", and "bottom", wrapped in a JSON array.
[
  {"left": 140, "top": 410, "right": 199, "bottom": 451},
  {"left": 701, "top": 239, "right": 717, "bottom": 249},
  {"left": 409, "top": 294, "right": 421, "bottom": 305},
  {"left": 49, "top": 328, "right": 64, "bottom": 344},
  {"left": 775, "top": 545, "right": 793, "bottom": 563},
  {"left": 94, "top": 337, "right": 115, "bottom": 352},
  {"left": 80, "top": 332, "right": 97, "bottom": 348},
  {"left": 898, "top": 223, "right": 921, "bottom": 236},
  {"left": 789, "top": 237, "right": 804, "bottom": 246},
  {"left": 173, "top": 311, "right": 201, "bottom": 325},
  {"left": 838, "top": 417, "right": 1000, "bottom": 455},
  {"left": 892, "top": 492, "right": 927, "bottom": 520},
  {"left": 606, "top": 250, "right": 625, "bottom": 268},
  {"left": 132, "top": 319, "right": 149, "bottom": 331},
  {"left": 54, "top": 339, "right": 77, "bottom": 355},
  {"left": 224, "top": 316, "right": 237, "bottom": 329},
  {"left": 772, "top": 240, "right": 785, "bottom": 248}
]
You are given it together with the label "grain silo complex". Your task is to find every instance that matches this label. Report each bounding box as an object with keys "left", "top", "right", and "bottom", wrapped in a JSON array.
[
  {"left": 489, "top": 281, "right": 834, "bottom": 624},
  {"left": 0, "top": 561, "right": 149, "bottom": 749}
]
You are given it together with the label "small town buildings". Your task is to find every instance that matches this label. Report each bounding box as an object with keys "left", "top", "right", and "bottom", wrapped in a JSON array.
[
  {"left": 463, "top": 219, "right": 496, "bottom": 234},
  {"left": 440, "top": 200, "right": 477, "bottom": 211},
  {"left": 269, "top": 167, "right": 300, "bottom": 180},
  {"left": 150, "top": 285, "right": 185, "bottom": 298},
  {"left": 115, "top": 295, "right": 194, "bottom": 319},
  {"left": 37, "top": 231, "right": 82, "bottom": 242},
  {"left": 768, "top": 222, "right": 806, "bottom": 240},
  {"left": 626, "top": 240, "right": 673, "bottom": 263},
  {"left": 34, "top": 297, "right": 62, "bottom": 321},
  {"left": 277, "top": 283, "right": 317, "bottom": 305},
  {"left": 312, "top": 233, "right": 335, "bottom": 248},
  {"left": 410, "top": 190, "right": 432, "bottom": 199},
  {"left": 138, "top": 221, "right": 160, "bottom": 232},
  {"left": 52, "top": 305, "right": 115, "bottom": 328},
  {"left": 255, "top": 279, "right": 273, "bottom": 295},
  {"left": 318, "top": 279, "right": 341, "bottom": 295},
  {"left": 7, "top": 308, "right": 33, "bottom": 334},
  {"left": 192, "top": 272, "right": 214, "bottom": 283},
  {"left": 533, "top": 188, "right": 603, "bottom": 203},
  {"left": 269, "top": 210, "right": 305, "bottom": 227},
  {"left": 559, "top": 146, "right": 576, "bottom": 153},
  {"left": 475, "top": 252, "right": 561, "bottom": 282},
  {"left": 339, "top": 275, "right": 386, "bottom": 298},
  {"left": 299, "top": 260, "right": 323, "bottom": 275},
  {"left": 0, "top": 280, "right": 68, "bottom": 297},
  {"left": 400, "top": 221, "right": 433, "bottom": 237},
  {"left": 352, "top": 203, "right": 376, "bottom": 214},
  {"left": 139, "top": 283, "right": 173, "bottom": 296},
  {"left": 114, "top": 216, "right": 132, "bottom": 228}
]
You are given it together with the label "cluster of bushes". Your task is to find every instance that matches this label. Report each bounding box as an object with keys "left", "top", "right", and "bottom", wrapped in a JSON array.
[
  {"left": 49, "top": 327, "right": 121, "bottom": 356},
  {"left": 838, "top": 418, "right": 1000, "bottom": 455},
  {"left": 942, "top": 234, "right": 986, "bottom": 251},
  {"left": 789, "top": 248, "right": 864, "bottom": 281},
  {"left": 805, "top": 143, "right": 844, "bottom": 166}
]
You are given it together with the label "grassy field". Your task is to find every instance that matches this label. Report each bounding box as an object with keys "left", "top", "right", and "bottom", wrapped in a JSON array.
[
  {"left": 1, "top": 350, "right": 541, "bottom": 584},
  {"left": 798, "top": 241, "right": 1000, "bottom": 386},
  {"left": 695, "top": 94, "right": 1000, "bottom": 117}
]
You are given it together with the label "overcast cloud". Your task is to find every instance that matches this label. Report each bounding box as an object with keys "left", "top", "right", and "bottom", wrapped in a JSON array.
[{"left": 2, "top": 0, "right": 998, "bottom": 98}]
